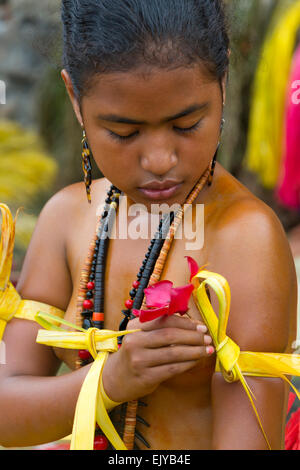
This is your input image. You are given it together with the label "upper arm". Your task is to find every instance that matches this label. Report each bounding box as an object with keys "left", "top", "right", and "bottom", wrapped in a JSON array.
[
  {"left": 209, "top": 199, "right": 297, "bottom": 449},
  {"left": 1, "top": 189, "right": 74, "bottom": 381},
  {"left": 16, "top": 189, "right": 73, "bottom": 309},
  {"left": 210, "top": 199, "right": 297, "bottom": 353}
]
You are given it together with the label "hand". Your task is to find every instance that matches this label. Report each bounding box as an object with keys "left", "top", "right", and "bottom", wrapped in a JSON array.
[{"left": 102, "top": 315, "right": 214, "bottom": 403}]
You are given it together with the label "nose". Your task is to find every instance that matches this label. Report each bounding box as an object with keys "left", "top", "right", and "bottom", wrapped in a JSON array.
[{"left": 140, "top": 133, "right": 178, "bottom": 176}]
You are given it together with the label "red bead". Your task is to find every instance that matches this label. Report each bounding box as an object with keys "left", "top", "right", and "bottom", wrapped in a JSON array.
[
  {"left": 132, "top": 280, "right": 140, "bottom": 289},
  {"left": 87, "top": 281, "right": 95, "bottom": 290},
  {"left": 78, "top": 350, "right": 91, "bottom": 360},
  {"left": 125, "top": 299, "right": 133, "bottom": 309},
  {"left": 94, "top": 435, "right": 109, "bottom": 450},
  {"left": 83, "top": 299, "right": 94, "bottom": 310}
]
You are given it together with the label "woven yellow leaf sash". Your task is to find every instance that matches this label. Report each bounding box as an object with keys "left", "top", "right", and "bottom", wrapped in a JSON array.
[
  {"left": 191, "top": 269, "right": 300, "bottom": 449},
  {"left": 35, "top": 311, "right": 140, "bottom": 450},
  {"left": 0, "top": 204, "right": 65, "bottom": 340},
  {"left": 2, "top": 203, "right": 300, "bottom": 450},
  {"left": 0, "top": 203, "right": 137, "bottom": 450}
]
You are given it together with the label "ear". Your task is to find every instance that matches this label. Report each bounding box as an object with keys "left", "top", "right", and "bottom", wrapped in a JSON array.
[{"left": 61, "top": 69, "right": 84, "bottom": 128}]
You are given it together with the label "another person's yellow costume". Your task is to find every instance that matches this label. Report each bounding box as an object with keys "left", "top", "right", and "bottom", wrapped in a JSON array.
[
  {"left": 1, "top": 203, "right": 300, "bottom": 450},
  {"left": 245, "top": 1, "right": 300, "bottom": 188}
]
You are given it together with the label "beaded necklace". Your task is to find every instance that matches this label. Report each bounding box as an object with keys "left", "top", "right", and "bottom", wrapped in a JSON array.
[{"left": 76, "top": 168, "right": 210, "bottom": 449}]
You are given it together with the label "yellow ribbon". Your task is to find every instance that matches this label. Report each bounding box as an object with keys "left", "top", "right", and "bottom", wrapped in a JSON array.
[
  {"left": 0, "top": 204, "right": 65, "bottom": 341},
  {"left": 0, "top": 203, "right": 19, "bottom": 339},
  {"left": 0, "top": 203, "right": 136, "bottom": 449},
  {"left": 0, "top": 203, "right": 16, "bottom": 291},
  {"left": 3, "top": 203, "right": 300, "bottom": 449},
  {"left": 192, "top": 269, "right": 300, "bottom": 450},
  {"left": 245, "top": 1, "right": 300, "bottom": 188},
  {"left": 35, "top": 311, "right": 140, "bottom": 450}
]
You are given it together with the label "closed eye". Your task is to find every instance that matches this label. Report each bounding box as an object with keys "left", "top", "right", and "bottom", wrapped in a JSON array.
[
  {"left": 106, "top": 119, "right": 203, "bottom": 142},
  {"left": 107, "top": 130, "right": 139, "bottom": 142},
  {"left": 173, "top": 120, "right": 203, "bottom": 134}
]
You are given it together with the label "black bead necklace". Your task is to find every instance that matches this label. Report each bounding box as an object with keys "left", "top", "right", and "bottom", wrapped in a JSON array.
[
  {"left": 79, "top": 183, "right": 175, "bottom": 360},
  {"left": 77, "top": 162, "right": 211, "bottom": 449},
  {"left": 78, "top": 185, "right": 176, "bottom": 449}
]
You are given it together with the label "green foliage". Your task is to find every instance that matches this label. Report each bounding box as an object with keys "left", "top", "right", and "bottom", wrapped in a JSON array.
[{"left": 0, "top": 119, "right": 58, "bottom": 262}]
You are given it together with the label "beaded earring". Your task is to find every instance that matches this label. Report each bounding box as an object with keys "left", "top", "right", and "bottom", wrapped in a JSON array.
[
  {"left": 208, "top": 115, "right": 225, "bottom": 187},
  {"left": 81, "top": 129, "right": 93, "bottom": 204}
]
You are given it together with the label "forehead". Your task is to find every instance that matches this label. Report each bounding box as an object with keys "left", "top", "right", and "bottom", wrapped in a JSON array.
[{"left": 81, "top": 65, "right": 221, "bottom": 119}]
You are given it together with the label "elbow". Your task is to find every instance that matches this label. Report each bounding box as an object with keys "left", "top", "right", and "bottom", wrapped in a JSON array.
[{"left": 0, "top": 379, "right": 23, "bottom": 448}]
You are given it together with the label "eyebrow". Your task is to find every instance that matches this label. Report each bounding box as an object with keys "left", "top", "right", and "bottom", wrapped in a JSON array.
[{"left": 96, "top": 102, "right": 209, "bottom": 125}]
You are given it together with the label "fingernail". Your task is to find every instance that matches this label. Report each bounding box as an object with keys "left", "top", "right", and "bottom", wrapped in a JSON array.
[
  {"left": 204, "top": 335, "right": 212, "bottom": 345},
  {"left": 206, "top": 346, "right": 215, "bottom": 355},
  {"left": 197, "top": 324, "right": 208, "bottom": 333}
]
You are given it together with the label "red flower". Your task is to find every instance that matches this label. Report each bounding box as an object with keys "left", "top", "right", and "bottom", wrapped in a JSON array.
[
  {"left": 132, "top": 256, "right": 200, "bottom": 323},
  {"left": 285, "top": 392, "right": 300, "bottom": 450}
]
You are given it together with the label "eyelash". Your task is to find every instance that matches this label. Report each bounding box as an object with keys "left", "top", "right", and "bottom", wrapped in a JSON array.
[
  {"left": 107, "top": 120, "right": 202, "bottom": 142},
  {"left": 174, "top": 120, "right": 202, "bottom": 135}
]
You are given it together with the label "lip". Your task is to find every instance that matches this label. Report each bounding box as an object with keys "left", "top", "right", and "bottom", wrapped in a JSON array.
[
  {"left": 138, "top": 182, "right": 183, "bottom": 201},
  {"left": 139, "top": 179, "right": 183, "bottom": 191}
]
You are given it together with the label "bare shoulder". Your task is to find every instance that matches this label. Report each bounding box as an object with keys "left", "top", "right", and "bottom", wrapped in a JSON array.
[
  {"left": 17, "top": 177, "right": 109, "bottom": 309},
  {"left": 39, "top": 177, "right": 108, "bottom": 218},
  {"left": 35, "top": 177, "right": 110, "bottom": 238},
  {"left": 212, "top": 165, "right": 289, "bottom": 246},
  {"left": 207, "top": 166, "right": 297, "bottom": 352}
]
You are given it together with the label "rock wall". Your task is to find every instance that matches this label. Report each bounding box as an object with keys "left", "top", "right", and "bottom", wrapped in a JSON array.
[{"left": 0, "top": 0, "right": 61, "bottom": 126}]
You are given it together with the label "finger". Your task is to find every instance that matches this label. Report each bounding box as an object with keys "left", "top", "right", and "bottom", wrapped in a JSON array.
[
  {"left": 138, "top": 315, "right": 205, "bottom": 332},
  {"left": 126, "top": 317, "right": 143, "bottom": 331},
  {"left": 147, "top": 356, "right": 214, "bottom": 383},
  {"left": 136, "top": 344, "right": 213, "bottom": 368},
  {"left": 140, "top": 327, "right": 212, "bottom": 349}
]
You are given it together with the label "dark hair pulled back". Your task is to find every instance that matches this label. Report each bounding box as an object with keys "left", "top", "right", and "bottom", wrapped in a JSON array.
[{"left": 61, "top": 0, "right": 230, "bottom": 101}]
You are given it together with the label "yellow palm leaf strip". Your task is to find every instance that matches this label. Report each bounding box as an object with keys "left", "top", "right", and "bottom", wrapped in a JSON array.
[
  {"left": 192, "top": 270, "right": 274, "bottom": 450},
  {"left": 35, "top": 310, "right": 140, "bottom": 352},
  {"left": 71, "top": 350, "right": 127, "bottom": 450},
  {"left": 122, "top": 168, "right": 210, "bottom": 450},
  {"left": 0, "top": 205, "right": 65, "bottom": 340},
  {"left": 70, "top": 354, "right": 103, "bottom": 449},
  {"left": 239, "top": 351, "right": 300, "bottom": 402},
  {"left": 192, "top": 270, "right": 230, "bottom": 346},
  {"left": 95, "top": 352, "right": 128, "bottom": 450},
  {"left": 0, "top": 203, "right": 16, "bottom": 290},
  {"left": 234, "top": 363, "right": 271, "bottom": 450},
  {"left": 192, "top": 271, "right": 230, "bottom": 359},
  {"left": 35, "top": 311, "right": 140, "bottom": 450},
  {"left": 0, "top": 205, "right": 23, "bottom": 340}
]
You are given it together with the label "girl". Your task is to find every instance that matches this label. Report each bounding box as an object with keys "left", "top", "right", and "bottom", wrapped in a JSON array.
[{"left": 0, "top": 0, "right": 297, "bottom": 450}]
